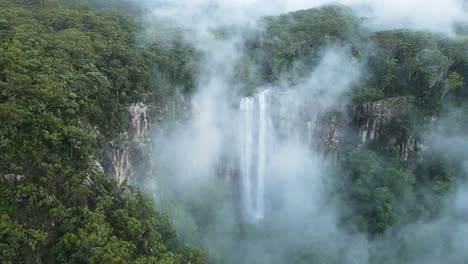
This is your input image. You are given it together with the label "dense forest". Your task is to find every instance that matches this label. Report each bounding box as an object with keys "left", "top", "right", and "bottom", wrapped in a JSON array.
[
  {"left": 1, "top": 0, "right": 468, "bottom": 263},
  {"left": 163, "top": 6, "right": 468, "bottom": 263},
  {"left": 0, "top": 1, "right": 201, "bottom": 263},
  {"left": 247, "top": 5, "right": 468, "bottom": 233}
]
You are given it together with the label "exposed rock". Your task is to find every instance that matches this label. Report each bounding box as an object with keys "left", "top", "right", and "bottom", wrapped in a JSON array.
[
  {"left": 112, "top": 139, "right": 131, "bottom": 185},
  {"left": 264, "top": 94, "right": 430, "bottom": 171},
  {"left": 316, "top": 112, "right": 344, "bottom": 162},
  {"left": 353, "top": 96, "right": 429, "bottom": 171},
  {"left": 354, "top": 96, "right": 415, "bottom": 143},
  {"left": 91, "top": 160, "right": 105, "bottom": 174},
  {"left": 399, "top": 135, "right": 429, "bottom": 171},
  {"left": 235, "top": 90, "right": 346, "bottom": 163},
  {"left": 128, "top": 103, "right": 149, "bottom": 143},
  {"left": 102, "top": 103, "right": 152, "bottom": 186}
]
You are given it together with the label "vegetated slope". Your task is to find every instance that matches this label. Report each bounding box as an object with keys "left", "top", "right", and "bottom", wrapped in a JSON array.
[
  {"left": 150, "top": 6, "right": 468, "bottom": 264},
  {"left": 1, "top": 1, "right": 468, "bottom": 263},
  {"left": 243, "top": 5, "right": 468, "bottom": 235},
  {"left": 184, "top": 7, "right": 468, "bottom": 263},
  {"left": 0, "top": 1, "right": 202, "bottom": 263}
]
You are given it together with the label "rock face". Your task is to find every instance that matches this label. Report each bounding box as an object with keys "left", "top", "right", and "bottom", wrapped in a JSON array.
[
  {"left": 354, "top": 96, "right": 415, "bottom": 143},
  {"left": 240, "top": 92, "right": 428, "bottom": 172},
  {"left": 353, "top": 96, "right": 428, "bottom": 171},
  {"left": 127, "top": 103, "right": 153, "bottom": 184},
  {"left": 212, "top": 90, "right": 434, "bottom": 221},
  {"left": 268, "top": 91, "right": 347, "bottom": 162},
  {"left": 315, "top": 112, "right": 344, "bottom": 161},
  {"left": 265, "top": 91, "right": 343, "bottom": 152},
  {"left": 109, "top": 143, "right": 130, "bottom": 185},
  {"left": 128, "top": 103, "right": 149, "bottom": 143},
  {"left": 235, "top": 90, "right": 346, "bottom": 164},
  {"left": 104, "top": 93, "right": 428, "bottom": 188},
  {"left": 103, "top": 94, "right": 191, "bottom": 187},
  {"left": 399, "top": 136, "right": 428, "bottom": 171},
  {"left": 103, "top": 103, "right": 152, "bottom": 185}
]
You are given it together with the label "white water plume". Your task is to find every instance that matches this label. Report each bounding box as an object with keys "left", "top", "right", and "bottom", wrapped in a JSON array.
[{"left": 239, "top": 90, "right": 270, "bottom": 220}]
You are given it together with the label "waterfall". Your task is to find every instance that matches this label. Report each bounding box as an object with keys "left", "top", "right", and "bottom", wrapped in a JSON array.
[
  {"left": 240, "top": 97, "right": 254, "bottom": 218},
  {"left": 239, "top": 90, "right": 270, "bottom": 220},
  {"left": 256, "top": 91, "right": 268, "bottom": 220}
]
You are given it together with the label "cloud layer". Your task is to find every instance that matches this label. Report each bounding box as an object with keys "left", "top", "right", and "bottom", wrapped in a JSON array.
[{"left": 142, "top": 0, "right": 467, "bottom": 35}]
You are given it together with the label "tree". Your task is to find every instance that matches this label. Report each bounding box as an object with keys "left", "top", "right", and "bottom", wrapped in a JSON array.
[
  {"left": 0, "top": 1, "right": 202, "bottom": 262},
  {"left": 441, "top": 72, "right": 463, "bottom": 102},
  {"left": 410, "top": 49, "right": 452, "bottom": 89}
]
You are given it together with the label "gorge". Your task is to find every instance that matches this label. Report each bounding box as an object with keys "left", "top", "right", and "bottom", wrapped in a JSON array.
[{"left": 1, "top": 0, "right": 468, "bottom": 263}]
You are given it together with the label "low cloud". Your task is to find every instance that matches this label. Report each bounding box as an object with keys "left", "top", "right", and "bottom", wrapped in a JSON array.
[{"left": 140, "top": 0, "right": 467, "bottom": 35}]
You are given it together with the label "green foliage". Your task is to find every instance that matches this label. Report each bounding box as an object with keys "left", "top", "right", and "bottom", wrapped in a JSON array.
[
  {"left": 0, "top": 1, "right": 466, "bottom": 262},
  {"left": 350, "top": 87, "right": 385, "bottom": 104},
  {"left": 410, "top": 49, "right": 452, "bottom": 89},
  {"left": 365, "top": 30, "right": 467, "bottom": 113},
  {"left": 342, "top": 148, "right": 416, "bottom": 233},
  {"left": 0, "top": 0, "right": 202, "bottom": 263},
  {"left": 441, "top": 71, "right": 463, "bottom": 101},
  {"left": 340, "top": 144, "right": 463, "bottom": 235},
  {"left": 243, "top": 10, "right": 468, "bottom": 113},
  {"left": 147, "top": 38, "right": 201, "bottom": 96},
  {"left": 0, "top": 214, "right": 45, "bottom": 263},
  {"left": 246, "top": 5, "right": 360, "bottom": 84},
  {"left": 0, "top": 174, "right": 192, "bottom": 263}
]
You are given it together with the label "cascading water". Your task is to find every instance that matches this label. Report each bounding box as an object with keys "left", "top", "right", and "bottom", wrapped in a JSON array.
[
  {"left": 239, "top": 90, "right": 270, "bottom": 220},
  {"left": 256, "top": 91, "right": 267, "bottom": 220},
  {"left": 240, "top": 97, "right": 254, "bottom": 218}
]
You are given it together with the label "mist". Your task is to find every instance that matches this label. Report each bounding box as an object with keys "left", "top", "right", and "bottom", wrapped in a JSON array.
[
  {"left": 137, "top": 0, "right": 468, "bottom": 34},
  {"left": 125, "top": 0, "right": 468, "bottom": 263}
]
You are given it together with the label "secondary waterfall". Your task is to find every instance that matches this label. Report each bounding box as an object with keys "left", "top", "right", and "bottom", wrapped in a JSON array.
[{"left": 239, "top": 90, "right": 270, "bottom": 220}]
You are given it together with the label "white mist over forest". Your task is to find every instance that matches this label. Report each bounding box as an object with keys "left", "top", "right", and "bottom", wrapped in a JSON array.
[
  {"left": 3, "top": 1, "right": 468, "bottom": 263},
  {"left": 139, "top": 0, "right": 468, "bottom": 263}
]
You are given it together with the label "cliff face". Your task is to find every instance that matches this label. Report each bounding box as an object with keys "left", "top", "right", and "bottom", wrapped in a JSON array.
[
  {"left": 352, "top": 96, "right": 428, "bottom": 171},
  {"left": 104, "top": 93, "right": 429, "bottom": 186},
  {"left": 254, "top": 92, "right": 428, "bottom": 171},
  {"left": 261, "top": 91, "right": 347, "bottom": 162},
  {"left": 354, "top": 96, "right": 415, "bottom": 143},
  {"left": 102, "top": 103, "right": 152, "bottom": 185},
  {"left": 315, "top": 112, "right": 344, "bottom": 161},
  {"left": 101, "top": 92, "right": 192, "bottom": 186}
]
